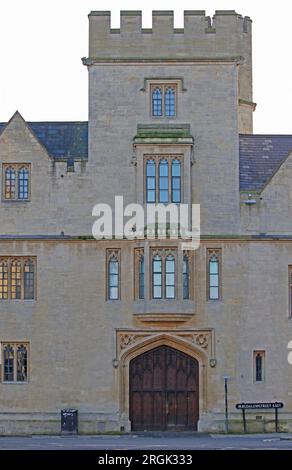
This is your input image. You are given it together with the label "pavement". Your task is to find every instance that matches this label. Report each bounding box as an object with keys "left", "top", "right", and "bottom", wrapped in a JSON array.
[{"left": 0, "top": 433, "right": 292, "bottom": 450}]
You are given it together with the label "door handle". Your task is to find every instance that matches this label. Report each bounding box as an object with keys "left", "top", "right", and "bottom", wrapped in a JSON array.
[{"left": 166, "top": 402, "right": 169, "bottom": 414}]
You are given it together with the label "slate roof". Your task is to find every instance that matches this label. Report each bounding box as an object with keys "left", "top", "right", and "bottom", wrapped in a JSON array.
[
  {"left": 239, "top": 134, "right": 292, "bottom": 191},
  {"left": 1, "top": 120, "right": 292, "bottom": 191},
  {"left": 0, "top": 121, "right": 88, "bottom": 160}
]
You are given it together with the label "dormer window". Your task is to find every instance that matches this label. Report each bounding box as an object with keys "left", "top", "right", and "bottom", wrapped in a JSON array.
[
  {"left": 2, "top": 164, "right": 30, "bottom": 201},
  {"left": 151, "top": 84, "right": 177, "bottom": 118}
]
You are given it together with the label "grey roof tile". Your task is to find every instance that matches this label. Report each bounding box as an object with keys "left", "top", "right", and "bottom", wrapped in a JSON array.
[
  {"left": 0, "top": 122, "right": 88, "bottom": 159},
  {"left": 239, "top": 134, "right": 292, "bottom": 191}
]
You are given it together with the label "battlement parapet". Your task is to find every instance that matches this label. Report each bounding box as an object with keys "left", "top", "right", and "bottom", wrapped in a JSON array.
[{"left": 87, "top": 10, "right": 252, "bottom": 61}]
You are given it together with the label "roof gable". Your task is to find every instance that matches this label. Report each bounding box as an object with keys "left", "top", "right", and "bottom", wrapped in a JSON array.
[
  {"left": 0, "top": 120, "right": 88, "bottom": 160},
  {"left": 239, "top": 134, "right": 292, "bottom": 191}
]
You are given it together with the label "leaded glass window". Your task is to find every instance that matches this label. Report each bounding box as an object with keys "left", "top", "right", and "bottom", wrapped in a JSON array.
[
  {"left": 139, "top": 255, "right": 145, "bottom": 300},
  {"left": 145, "top": 156, "right": 182, "bottom": 204},
  {"left": 165, "top": 87, "right": 176, "bottom": 117},
  {"left": 0, "top": 257, "right": 36, "bottom": 300},
  {"left": 152, "top": 254, "right": 162, "bottom": 299},
  {"left": 17, "top": 345, "right": 28, "bottom": 382},
  {"left": 152, "top": 87, "right": 162, "bottom": 116},
  {"left": 107, "top": 250, "right": 120, "bottom": 300},
  {"left": 171, "top": 159, "right": 181, "bottom": 203},
  {"left": 146, "top": 160, "right": 156, "bottom": 203},
  {"left": 2, "top": 164, "right": 30, "bottom": 201},
  {"left": 4, "top": 167, "right": 16, "bottom": 199},
  {"left": 183, "top": 253, "right": 190, "bottom": 300},
  {"left": 159, "top": 159, "right": 169, "bottom": 203},
  {"left": 24, "top": 259, "right": 35, "bottom": 300},
  {"left": 165, "top": 254, "right": 175, "bottom": 299},
  {"left": 18, "top": 167, "right": 29, "bottom": 200},
  {"left": 3, "top": 344, "right": 14, "bottom": 382},
  {"left": 2, "top": 343, "right": 29, "bottom": 383},
  {"left": 254, "top": 351, "right": 265, "bottom": 383},
  {"left": 207, "top": 250, "right": 221, "bottom": 300},
  {"left": 151, "top": 249, "right": 176, "bottom": 300},
  {"left": 10, "top": 259, "right": 22, "bottom": 300},
  {"left": 151, "top": 84, "right": 177, "bottom": 117},
  {"left": 0, "top": 259, "right": 8, "bottom": 300}
]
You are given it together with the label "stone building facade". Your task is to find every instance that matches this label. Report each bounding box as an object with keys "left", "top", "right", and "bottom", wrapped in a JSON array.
[{"left": 0, "top": 10, "right": 292, "bottom": 434}]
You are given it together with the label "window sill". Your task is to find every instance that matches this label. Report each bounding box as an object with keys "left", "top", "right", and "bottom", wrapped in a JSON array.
[
  {"left": 1, "top": 381, "right": 29, "bottom": 385},
  {"left": 0, "top": 299, "right": 36, "bottom": 303},
  {"left": 1, "top": 199, "right": 30, "bottom": 203},
  {"left": 133, "top": 299, "right": 195, "bottom": 315}
]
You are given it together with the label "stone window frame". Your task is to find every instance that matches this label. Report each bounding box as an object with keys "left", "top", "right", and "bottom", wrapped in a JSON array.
[
  {"left": 0, "top": 257, "right": 36, "bottom": 301},
  {"left": 150, "top": 82, "right": 178, "bottom": 119},
  {"left": 1, "top": 342, "right": 30, "bottom": 384},
  {"left": 2, "top": 163, "right": 31, "bottom": 202},
  {"left": 206, "top": 248, "right": 222, "bottom": 301},
  {"left": 288, "top": 266, "right": 292, "bottom": 318},
  {"left": 253, "top": 350, "right": 265, "bottom": 383},
  {"left": 183, "top": 250, "right": 194, "bottom": 300},
  {"left": 150, "top": 247, "right": 177, "bottom": 300},
  {"left": 144, "top": 154, "right": 183, "bottom": 204},
  {"left": 106, "top": 249, "right": 121, "bottom": 301},
  {"left": 134, "top": 248, "right": 144, "bottom": 300}
]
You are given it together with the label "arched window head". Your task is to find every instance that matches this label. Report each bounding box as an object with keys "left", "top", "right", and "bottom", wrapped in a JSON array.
[
  {"left": 152, "top": 87, "right": 162, "bottom": 116},
  {"left": 165, "top": 87, "right": 176, "bottom": 117}
]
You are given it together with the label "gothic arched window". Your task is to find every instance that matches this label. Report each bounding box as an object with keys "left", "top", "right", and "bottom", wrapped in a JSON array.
[
  {"left": 146, "top": 159, "right": 156, "bottom": 203},
  {"left": 183, "top": 253, "right": 190, "bottom": 300},
  {"left": 18, "top": 167, "right": 29, "bottom": 200},
  {"left": 207, "top": 249, "right": 221, "bottom": 300},
  {"left": 4, "top": 166, "right": 16, "bottom": 199},
  {"left": 171, "top": 159, "right": 181, "bottom": 203},
  {"left": 152, "top": 87, "right": 163, "bottom": 116},
  {"left": 165, "top": 254, "right": 175, "bottom": 299},
  {"left": 107, "top": 250, "right": 120, "bottom": 300},
  {"left": 165, "top": 87, "right": 176, "bottom": 117},
  {"left": 152, "top": 254, "right": 162, "bottom": 299},
  {"left": 159, "top": 159, "right": 169, "bottom": 203}
]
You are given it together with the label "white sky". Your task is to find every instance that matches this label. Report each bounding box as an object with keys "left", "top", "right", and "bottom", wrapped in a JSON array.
[{"left": 0, "top": 0, "right": 291, "bottom": 133}]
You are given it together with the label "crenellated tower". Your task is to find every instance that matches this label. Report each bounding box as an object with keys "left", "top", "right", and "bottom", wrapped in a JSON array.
[{"left": 85, "top": 10, "right": 254, "bottom": 134}]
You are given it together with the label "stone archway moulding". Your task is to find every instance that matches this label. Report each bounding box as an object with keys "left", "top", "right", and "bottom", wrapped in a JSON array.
[{"left": 115, "top": 328, "right": 216, "bottom": 430}]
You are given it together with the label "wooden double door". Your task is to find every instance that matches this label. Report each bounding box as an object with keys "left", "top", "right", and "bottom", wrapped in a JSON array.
[{"left": 129, "top": 346, "right": 199, "bottom": 431}]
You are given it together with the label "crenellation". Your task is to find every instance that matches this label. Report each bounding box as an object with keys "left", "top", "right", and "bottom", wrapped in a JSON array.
[
  {"left": 152, "top": 11, "right": 174, "bottom": 35},
  {"left": 243, "top": 16, "right": 252, "bottom": 34},
  {"left": 184, "top": 10, "right": 206, "bottom": 16},
  {"left": 88, "top": 10, "right": 252, "bottom": 60},
  {"left": 120, "top": 11, "right": 141, "bottom": 34}
]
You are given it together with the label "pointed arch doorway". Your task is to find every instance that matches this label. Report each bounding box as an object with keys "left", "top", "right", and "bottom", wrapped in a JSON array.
[{"left": 129, "top": 345, "right": 199, "bottom": 431}]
